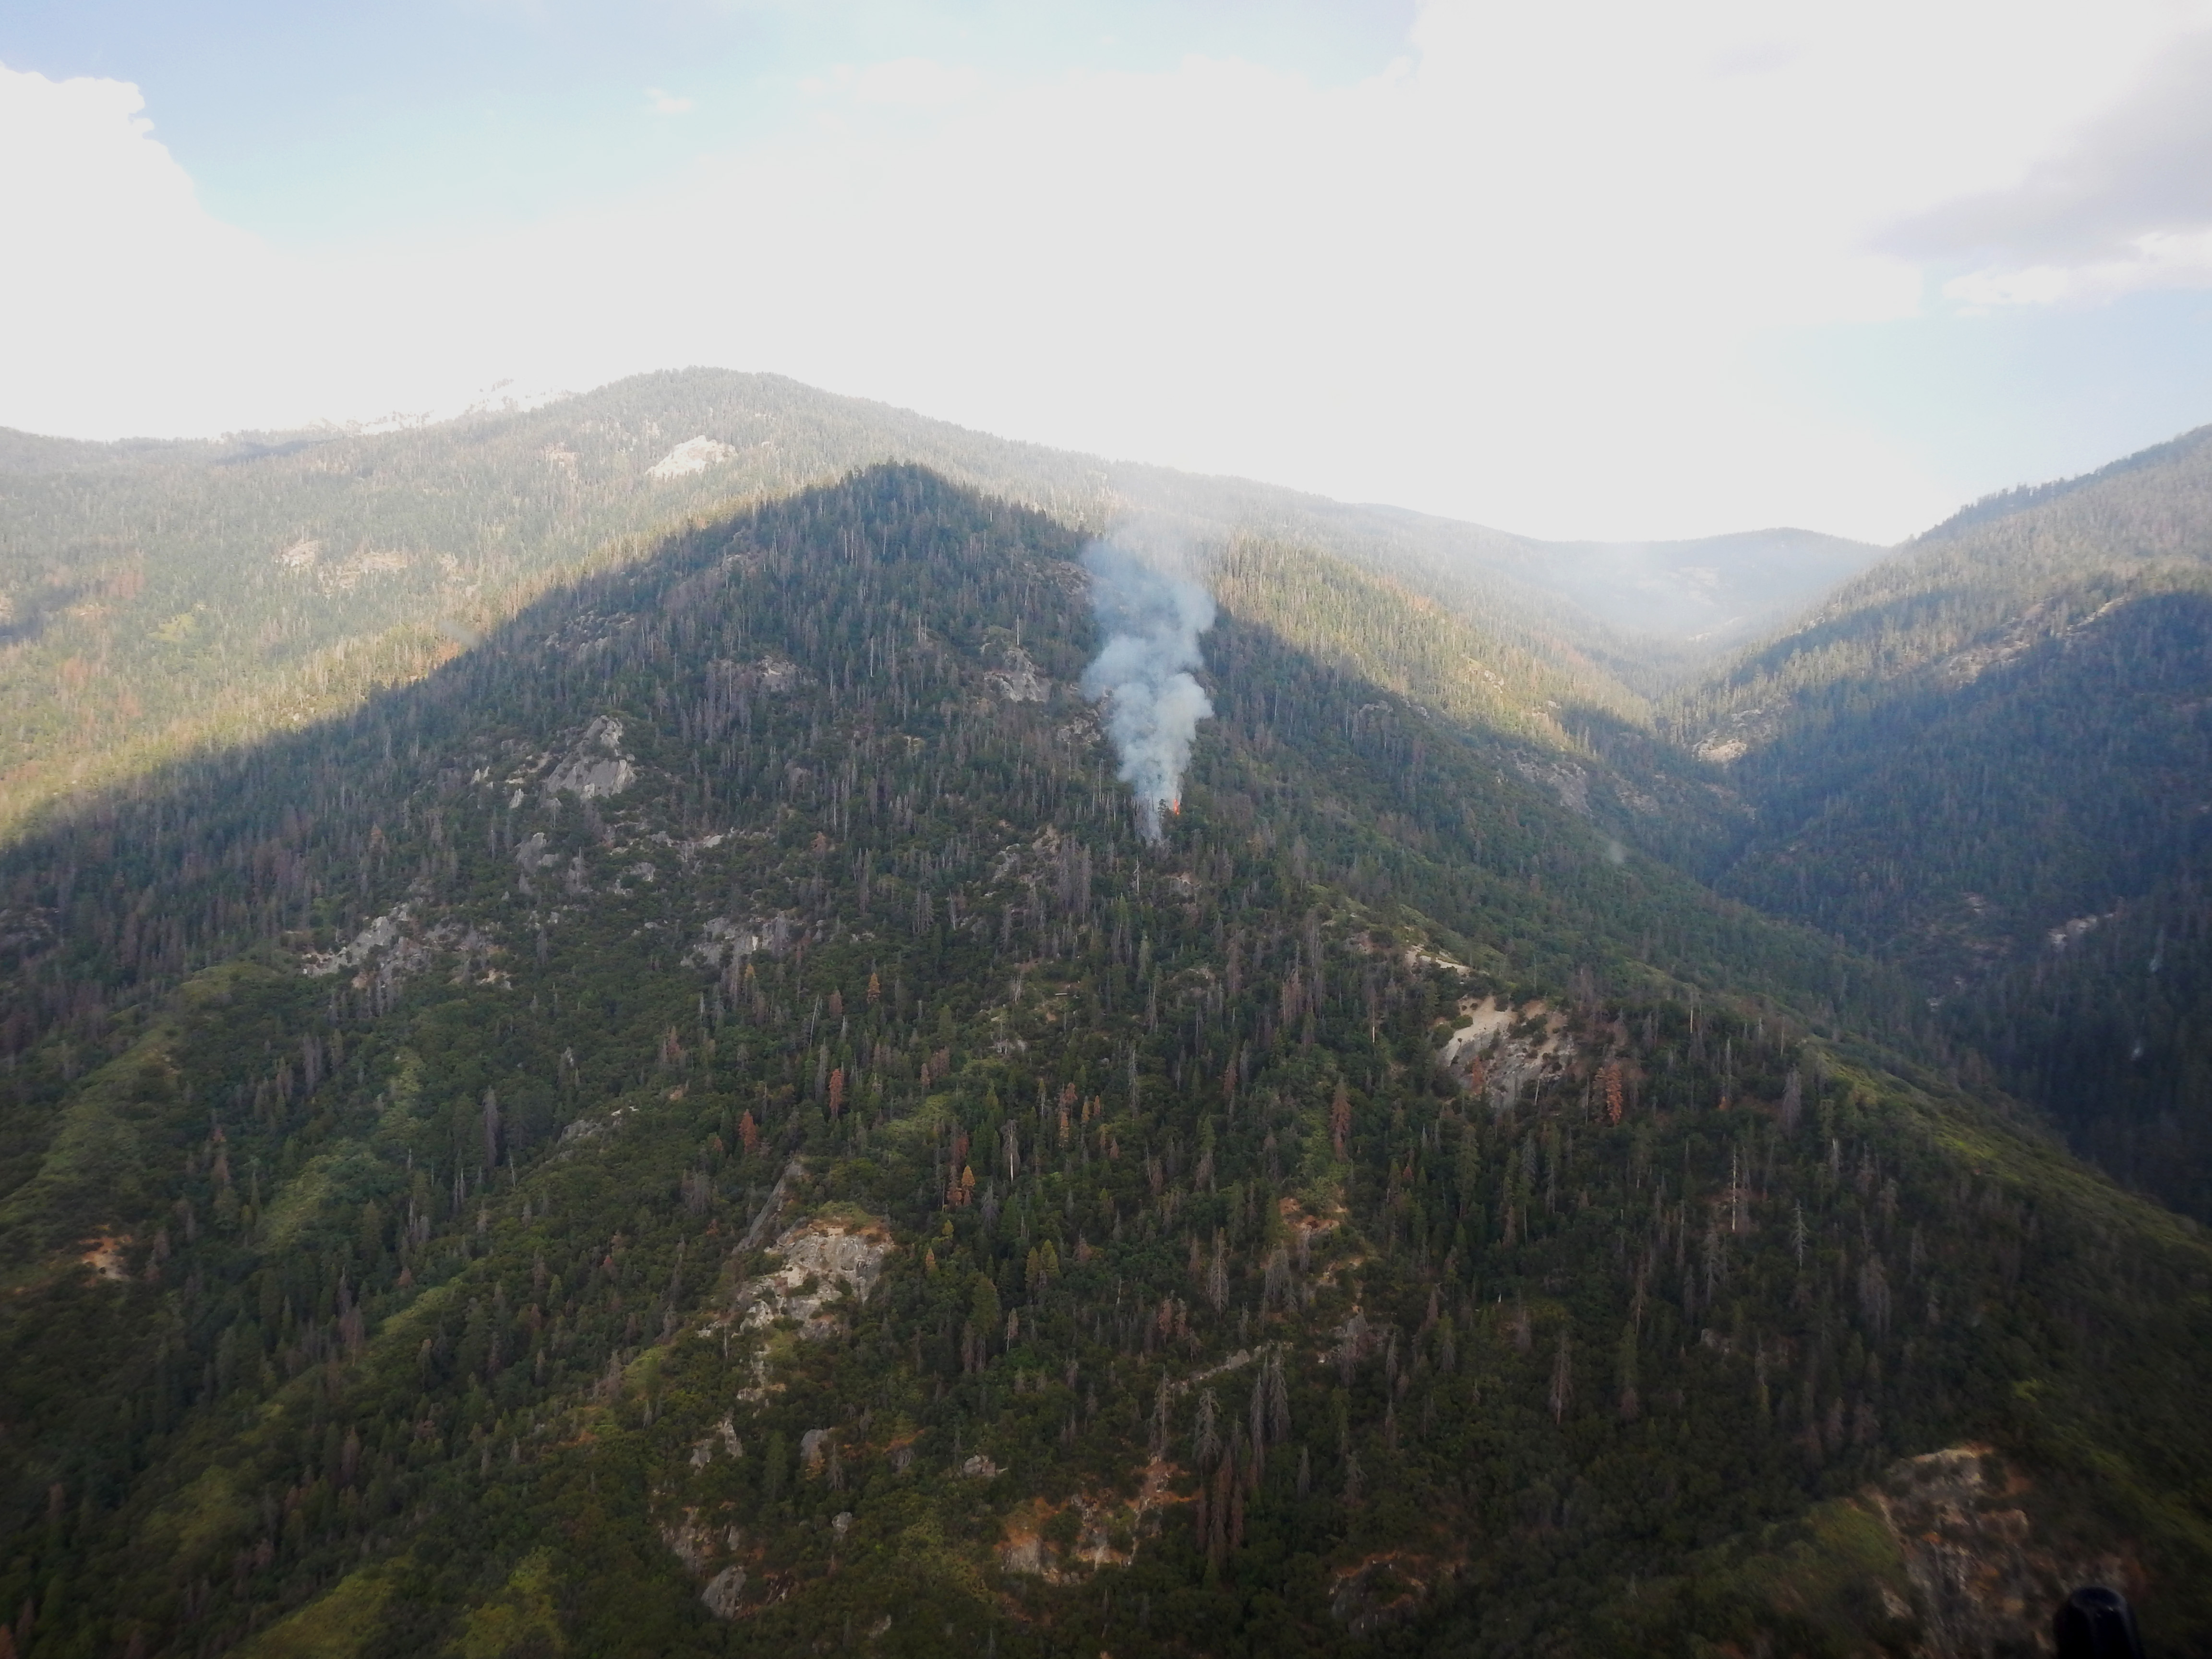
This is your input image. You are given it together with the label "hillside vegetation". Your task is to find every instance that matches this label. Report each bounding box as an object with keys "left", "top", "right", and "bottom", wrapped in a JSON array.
[
  {"left": 0, "top": 372, "right": 1606, "bottom": 847},
  {"left": 0, "top": 468, "right": 2205, "bottom": 1658},
  {"left": 0, "top": 369, "right": 1882, "bottom": 851},
  {"left": 1673, "top": 427, "right": 2212, "bottom": 1220}
]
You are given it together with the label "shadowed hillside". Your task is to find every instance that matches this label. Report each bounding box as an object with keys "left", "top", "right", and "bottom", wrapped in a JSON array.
[
  {"left": 1673, "top": 427, "right": 2212, "bottom": 1221},
  {"left": 0, "top": 467, "right": 2205, "bottom": 1658},
  {"left": 0, "top": 369, "right": 1875, "bottom": 848}
]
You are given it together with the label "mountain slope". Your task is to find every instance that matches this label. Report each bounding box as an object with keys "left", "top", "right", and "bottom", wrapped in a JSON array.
[
  {"left": 0, "top": 369, "right": 1591, "bottom": 842},
  {"left": 1669, "top": 426, "right": 2212, "bottom": 1219},
  {"left": 0, "top": 468, "right": 2206, "bottom": 1658},
  {"left": 0, "top": 369, "right": 1876, "bottom": 848},
  {"left": 1672, "top": 421, "right": 2212, "bottom": 778},
  {"left": 1947, "top": 873, "right": 2212, "bottom": 1220},
  {"left": 1713, "top": 582, "right": 2212, "bottom": 986}
]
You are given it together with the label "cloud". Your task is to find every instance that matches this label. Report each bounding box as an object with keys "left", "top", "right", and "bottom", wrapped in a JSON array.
[
  {"left": 0, "top": 61, "right": 301, "bottom": 436},
  {"left": 1883, "top": 29, "right": 2212, "bottom": 303},
  {"left": 7, "top": 3, "right": 2212, "bottom": 540},
  {"left": 647, "top": 88, "right": 694, "bottom": 115}
]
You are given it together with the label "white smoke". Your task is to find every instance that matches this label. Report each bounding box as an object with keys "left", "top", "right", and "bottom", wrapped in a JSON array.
[{"left": 1079, "top": 540, "right": 1216, "bottom": 842}]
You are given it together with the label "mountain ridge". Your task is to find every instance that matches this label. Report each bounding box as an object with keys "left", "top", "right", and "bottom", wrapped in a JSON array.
[
  {"left": 0, "top": 368, "right": 1883, "bottom": 849},
  {"left": 0, "top": 465, "right": 2206, "bottom": 1657},
  {"left": 1666, "top": 422, "right": 2212, "bottom": 1225}
]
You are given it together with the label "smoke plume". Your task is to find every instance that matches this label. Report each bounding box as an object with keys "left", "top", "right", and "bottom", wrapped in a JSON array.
[{"left": 1080, "top": 540, "right": 1216, "bottom": 842}]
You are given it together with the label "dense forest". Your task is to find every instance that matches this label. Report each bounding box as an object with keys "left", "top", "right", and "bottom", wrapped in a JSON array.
[
  {"left": 1667, "top": 425, "right": 2212, "bottom": 1223},
  {"left": 0, "top": 459, "right": 2206, "bottom": 1658},
  {"left": 0, "top": 369, "right": 1677, "bottom": 851}
]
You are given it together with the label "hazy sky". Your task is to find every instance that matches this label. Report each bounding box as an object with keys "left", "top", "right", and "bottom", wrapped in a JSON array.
[{"left": 6, "top": 0, "right": 2212, "bottom": 542}]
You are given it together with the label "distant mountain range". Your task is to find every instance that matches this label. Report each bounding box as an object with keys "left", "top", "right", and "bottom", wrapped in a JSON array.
[{"left": 0, "top": 369, "right": 1879, "bottom": 842}]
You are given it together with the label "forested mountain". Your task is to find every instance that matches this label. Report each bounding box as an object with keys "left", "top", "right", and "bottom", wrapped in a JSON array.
[
  {"left": 0, "top": 369, "right": 1863, "bottom": 849},
  {"left": 1, "top": 465, "right": 2207, "bottom": 1659},
  {"left": 1671, "top": 422, "right": 2212, "bottom": 780},
  {"left": 1672, "top": 426, "right": 2212, "bottom": 1220}
]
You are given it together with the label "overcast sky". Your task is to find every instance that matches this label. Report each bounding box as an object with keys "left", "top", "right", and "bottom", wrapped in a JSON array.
[{"left": 6, "top": 0, "right": 2212, "bottom": 542}]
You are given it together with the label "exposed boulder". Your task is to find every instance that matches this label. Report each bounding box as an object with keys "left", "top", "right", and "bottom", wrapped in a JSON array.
[
  {"left": 734, "top": 1214, "right": 895, "bottom": 1340},
  {"left": 543, "top": 717, "right": 635, "bottom": 800},
  {"left": 700, "top": 1564, "right": 746, "bottom": 1619}
]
